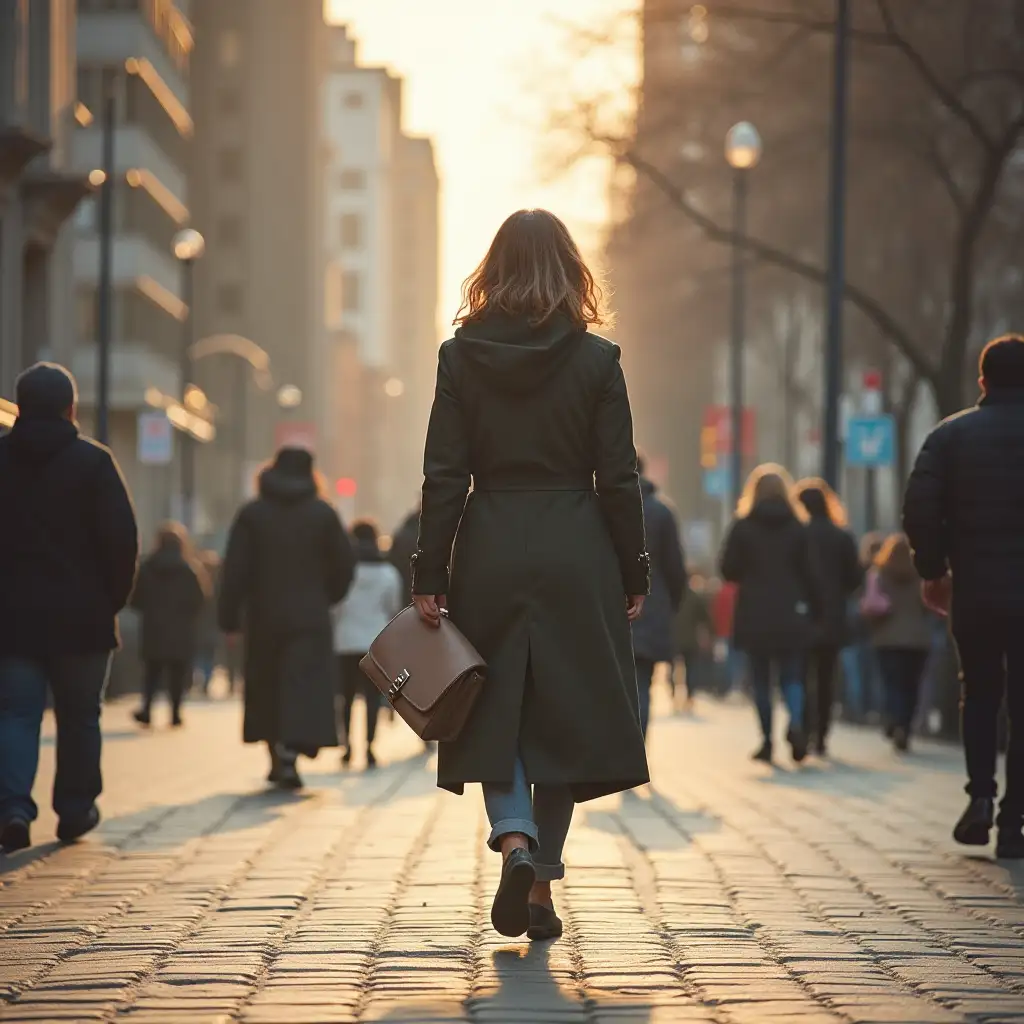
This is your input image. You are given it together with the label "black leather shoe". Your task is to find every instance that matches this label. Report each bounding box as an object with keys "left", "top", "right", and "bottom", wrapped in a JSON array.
[
  {"left": 527, "top": 902, "right": 563, "bottom": 941},
  {"left": 751, "top": 741, "right": 773, "bottom": 764},
  {"left": 491, "top": 847, "right": 536, "bottom": 937},
  {"left": 996, "top": 826, "right": 1024, "bottom": 859},
  {"left": 788, "top": 726, "right": 808, "bottom": 764},
  {"left": 132, "top": 709, "right": 151, "bottom": 727},
  {"left": 953, "top": 797, "right": 995, "bottom": 846},
  {"left": 57, "top": 805, "right": 100, "bottom": 844},
  {"left": 0, "top": 817, "right": 31, "bottom": 854}
]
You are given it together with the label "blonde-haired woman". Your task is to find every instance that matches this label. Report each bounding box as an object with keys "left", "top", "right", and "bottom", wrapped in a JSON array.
[
  {"left": 721, "top": 464, "right": 821, "bottom": 763},
  {"left": 795, "top": 477, "right": 863, "bottom": 756},
  {"left": 412, "top": 209, "right": 649, "bottom": 941}
]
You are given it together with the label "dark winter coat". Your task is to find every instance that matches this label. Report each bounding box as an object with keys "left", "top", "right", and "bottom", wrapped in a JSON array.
[
  {"left": 130, "top": 541, "right": 208, "bottom": 663},
  {"left": 804, "top": 513, "right": 862, "bottom": 648},
  {"left": 867, "top": 566, "right": 933, "bottom": 651},
  {"left": 904, "top": 388, "right": 1024, "bottom": 615},
  {"left": 414, "top": 310, "right": 651, "bottom": 802},
  {"left": 388, "top": 508, "right": 419, "bottom": 602},
  {"left": 219, "top": 449, "right": 355, "bottom": 754},
  {"left": 631, "top": 478, "right": 686, "bottom": 663},
  {"left": 720, "top": 497, "right": 821, "bottom": 656},
  {"left": 0, "top": 415, "right": 138, "bottom": 656},
  {"left": 675, "top": 585, "right": 713, "bottom": 655}
]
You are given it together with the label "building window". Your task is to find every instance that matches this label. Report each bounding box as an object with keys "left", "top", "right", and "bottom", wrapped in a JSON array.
[
  {"left": 219, "top": 88, "right": 242, "bottom": 116},
  {"left": 343, "top": 91, "right": 364, "bottom": 109},
  {"left": 217, "top": 283, "right": 244, "bottom": 314},
  {"left": 342, "top": 271, "right": 361, "bottom": 312},
  {"left": 218, "top": 147, "right": 243, "bottom": 182},
  {"left": 219, "top": 29, "right": 241, "bottom": 69},
  {"left": 218, "top": 215, "right": 243, "bottom": 247},
  {"left": 339, "top": 213, "right": 362, "bottom": 250},
  {"left": 338, "top": 168, "right": 365, "bottom": 190}
]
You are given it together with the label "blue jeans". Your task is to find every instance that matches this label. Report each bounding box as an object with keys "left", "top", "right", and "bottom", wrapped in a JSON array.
[
  {"left": 0, "top": 654, "right": 111, "bottom": 824},
  {"left": 482, "top": 756, "right": 575, "bottom": 882},
  {"left": 749, "top": 654, "right": 804, "bottom": 743},
  {"left": 877, "top": 647, "right": 927, "bottom": 732}
]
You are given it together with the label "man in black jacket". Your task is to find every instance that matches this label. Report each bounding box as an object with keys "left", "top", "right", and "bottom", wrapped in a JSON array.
[
  {"left": 0, "top": 364, "right": 138, "bottom": 853},
  {"left": 904, "top": 334, "right": 1024, "bottom": 859},
  {"left": 631, "top": 456, "right": 687, "bottom": 738}
]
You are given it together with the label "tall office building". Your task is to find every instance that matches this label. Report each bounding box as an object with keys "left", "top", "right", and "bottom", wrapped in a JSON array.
[
  {"left": 70, "top": 0, "right": 195, "bottom": 537},
  {"left": 324, "top": 25, "right": 440, "bottom": 525},
  {"left": 189, "top": 0, "right": 330, "bottom": 534},
  {"left": 0, "top": 0, "right": 88, "bottom": 403}
]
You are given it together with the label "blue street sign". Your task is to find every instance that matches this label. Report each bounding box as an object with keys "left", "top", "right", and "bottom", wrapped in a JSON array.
[
  {"left": 703, "top": 464, "right": 733, "bottom": 498},
  {"left": 845, "top": 415, "right": 895, "bottom": 467}
]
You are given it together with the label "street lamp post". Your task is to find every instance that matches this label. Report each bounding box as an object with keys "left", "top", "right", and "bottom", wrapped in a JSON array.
[
  {"left": 95, "top": 88, "right": 116, "bottom": 445},
  {"left": 172, "top": 228, "right": 205, "bottom": 531},
  {"left": 724, "top": 121, "right": 762, "bottom": 509}
]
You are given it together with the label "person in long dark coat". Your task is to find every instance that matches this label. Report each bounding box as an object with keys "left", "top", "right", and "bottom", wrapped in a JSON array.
[
  {"left": 631, "top": 460, "right": 687, "bottom": 737},
  {"left": 388, "top": 504, "right": 420, "bottom": 603},
  {"left": 219, "top": 448, "right": 355, "bottom": 790},
  {"left": 412, "top": 209, "right": 650, "bottom": 943},
  {"left": 795, "top": 479, "right": 863, "bottom": 755},
  {"left": 130, "top": 523, "right": 209, "bottom": 727},
  {"left": 721, "top": 464, "right": 821, "bottom": 765}
]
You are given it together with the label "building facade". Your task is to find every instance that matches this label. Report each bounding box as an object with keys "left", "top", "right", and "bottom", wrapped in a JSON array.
[
  {"left": 0, "top": 0, "right": 88, "bottom": 402},
  {"left": 70, "top": 0, "right": 195, "bottom": 539},
  {"left": 189, "top": 0, "right": 330, "bottom": 537}
]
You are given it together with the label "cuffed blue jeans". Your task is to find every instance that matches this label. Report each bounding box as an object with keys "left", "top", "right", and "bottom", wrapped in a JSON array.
[
  {"left": 749, "top": 654, "right": 804, "bottom": 742},
  {"left": 0, "top": 654, "right": 111, "bottom": 824},
  {"left": 483, "top": 756, "right": 574, "bottom": 882}
]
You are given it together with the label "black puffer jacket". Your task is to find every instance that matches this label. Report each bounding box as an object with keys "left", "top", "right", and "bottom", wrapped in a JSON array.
[
  {"left": 802, "top": 508, "right": 862, "bottom": 648},
  {"left": 720, "top": 497, "right": 821, "bottom": 656},
  {"left": 0, "top": 416, "right": 138, "bottom": 655},
  {"left": 903, "top": 388, "right": 1024, "bottom": 614},
  {"left": 130, "top": 540, "right": 208, "bottom": 662}
]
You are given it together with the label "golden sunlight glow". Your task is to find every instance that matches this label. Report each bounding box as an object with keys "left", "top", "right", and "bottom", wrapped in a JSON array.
[{"left": 88, "top": 169, "right": 106, "bottom": 187}]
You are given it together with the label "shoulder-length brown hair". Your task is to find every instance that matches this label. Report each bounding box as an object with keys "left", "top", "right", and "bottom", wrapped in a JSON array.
[
  {"left": 455, "top": 209, "right": 607, "bottom": 328},
  {"left": 875, "top": 532, "right": 918, "bottom": 582},
  {"left": 794, "top": 477, "right": 849, "bottom": 527},
  {"left": 736, "top": 463, "right": 808, "bottom": 521}
]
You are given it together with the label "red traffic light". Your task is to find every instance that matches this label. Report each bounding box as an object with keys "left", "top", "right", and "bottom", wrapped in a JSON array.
[{"left": 335, "top": 477, "right": 357, "bottom": 498}]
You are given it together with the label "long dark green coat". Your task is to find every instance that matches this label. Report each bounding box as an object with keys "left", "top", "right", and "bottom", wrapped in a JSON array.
[{"left": 413, "top": 311, "right": 651, "bottom": 802}]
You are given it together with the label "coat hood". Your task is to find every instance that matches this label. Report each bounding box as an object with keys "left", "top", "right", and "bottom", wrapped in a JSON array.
[
  {"left": 6, "top": 416, "right": 78, "bottom": 466},
  {"left": 453, "top": 311, "right": 583, "bottom": 392},
  {"left": 749, "top": 496, "right": 798, "bottom": 527},
  {"left": 259, "top": 447, "right": 318, "bottom": 503}
]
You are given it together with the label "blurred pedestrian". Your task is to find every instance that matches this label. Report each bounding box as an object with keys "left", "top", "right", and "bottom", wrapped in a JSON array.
[
  {"left": 130, "top": 523, "right": 209, "bottom": 728},
  {"left": 0, "top": 363, "right": 138, "bottom": 853},
  {"left": 219, "top": 448, "right": 355, "bottom": 790},
  {"left": 413, "top": 209, "right": 649, "bottom": 941},
  {"left": 333, "top": 518, "right": 403, "bottom": 769},
  {"left": 795, "top": 478, "right": 863, "bottom": 756},
  {"left": 711, "top": 578, "right": 742, "bottom": 696},
  {"left": 388, "top": 503, "right": 420, "bottom": 604},
  {"left": 721, "top": 463, "right": 820, "bottom": 765},
  {"left": 860, "top": 533, "right": 932, "bottom": 754},
  {"left": 194, "top": 550, "right": 221, "bottom": 697},
  {"left": 631, "top": 454, "right": 686, "bottom": 738},
  {"left": 904, "top": 333, "right": 1024, "bottom": 859},
  {"left": 843, "top": 530, "right": 886, "bottom": 723},
  {"left": 673, "top": 574, "right": 713, "bottom": 709}
]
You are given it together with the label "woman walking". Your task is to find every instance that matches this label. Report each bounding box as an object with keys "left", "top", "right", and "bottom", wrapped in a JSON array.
[
  {"left": 219, "top": 448, "right": 355, "bottom": 789},
  {"left": 131, "top": 523, "right": 209, "bottom": 727},
  {"left": 333, "top": 519, "right": 403, "bottom": 769},
  {"left": 721, "top": 464, "right": 820, "bottom": 764},
  {"left": 795, "top": 479, "right": 862, "bottom": 755},
  {"left": 412, "top": 209, "right": 649, "bottom": 942},
  {"left": 862, "top": 533, "right": 932, "bottom": 753}
]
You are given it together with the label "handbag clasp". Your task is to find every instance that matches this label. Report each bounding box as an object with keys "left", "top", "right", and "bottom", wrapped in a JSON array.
[{"left": 388, "top": 668, "right": 411, "bottom": 702}]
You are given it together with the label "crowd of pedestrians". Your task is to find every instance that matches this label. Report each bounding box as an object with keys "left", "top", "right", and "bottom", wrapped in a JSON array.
[{"left": 1, "top": 225, "right": 1023, "bottom": 944}]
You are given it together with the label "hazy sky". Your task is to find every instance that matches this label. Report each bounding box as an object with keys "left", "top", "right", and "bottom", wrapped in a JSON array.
[{"left": 324, "top": 0, "right": 637, "bottom": 337}]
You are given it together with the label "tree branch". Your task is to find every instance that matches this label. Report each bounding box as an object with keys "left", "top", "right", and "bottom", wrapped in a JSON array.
[{"left": 615, "top": 144, "right": 935, "bottom": 381}]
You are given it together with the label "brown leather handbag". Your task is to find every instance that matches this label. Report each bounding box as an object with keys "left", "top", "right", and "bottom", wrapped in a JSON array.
[{"left": 359, "top": 606, "right": 487, "bottom": 742}]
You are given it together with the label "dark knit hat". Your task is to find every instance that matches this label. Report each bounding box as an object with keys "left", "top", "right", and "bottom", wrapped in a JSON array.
[{"left": 15, "top": 363, "right": 78, "bottom": 419}]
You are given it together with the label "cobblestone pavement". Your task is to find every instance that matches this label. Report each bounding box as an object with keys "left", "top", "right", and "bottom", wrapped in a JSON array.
[{"left": 2, "top": 689, "right": 1024, "bottom": 1024}]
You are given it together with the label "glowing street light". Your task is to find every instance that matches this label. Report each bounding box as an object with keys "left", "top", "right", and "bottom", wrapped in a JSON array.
[
  {"left": 277, "top": 384, "right": 303, "bottom": 409},
  {"left": 172, "top": 227, "right": 205, "bottom": 263},
  {"left": 725, "top": 121, "right": 762, "bottom": 171}
]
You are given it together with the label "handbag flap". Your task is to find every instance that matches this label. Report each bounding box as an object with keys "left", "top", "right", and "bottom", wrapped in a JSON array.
[{"left": 367, "top": 605, "right": 486, "bottom": 713}]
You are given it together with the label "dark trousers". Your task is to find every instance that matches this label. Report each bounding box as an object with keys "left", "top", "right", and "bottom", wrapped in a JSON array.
[
  {"left": 141, "top": 660, "right": 188, "bottom": 717},
  {"left": 807, "top": 645, "right": 840, "bottom": 742},
  {"left": 635, "top": 658, "right": 656, "bottom": 738},
  {"left": 952, "top": 613, "right": 1024, "bottom": 825},
  {"left": 877, "top": 647, "right": 928, "bottom": 733},
  {"left": 749, "top": 654, "right": 804, "bottom": 741},
  {"left": 0, "top": 654, "right": 111, "bottom": 824},
  {"left": 338, "top": 653, "right": 380, "bottom": 751}
]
